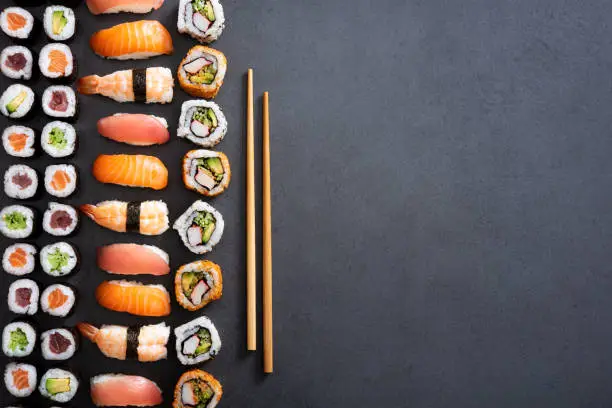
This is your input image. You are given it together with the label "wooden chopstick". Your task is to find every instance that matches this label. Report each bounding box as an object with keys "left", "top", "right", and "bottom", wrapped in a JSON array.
[
  {"left": 246, "top": 69, "right": 257, "bottom": 351},
  {"left": 262, "top": 92, "right": 273, "bottom": 373}
]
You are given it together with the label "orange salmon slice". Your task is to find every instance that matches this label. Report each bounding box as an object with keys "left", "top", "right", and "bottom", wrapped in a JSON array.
[
  {"left": 12, "top": 368, "right": 29, "bottom": 389},
  {"left": 51, "top": 170, "right": 71, "bottom": 191},
  {"left": 48, "top": 50, "right": 68, "bottom": 74},
  {"left": 48, "top": 288, "right": 68, "bottom": 309},
  {"left": 7, "top": 13, "right": 27, "bottom": 31},
  {"left": 9, "top": 248, "right": 27, "bottom": 268},
  {"left": 8, "top": 133, "right": 27, "bottom": 152}
]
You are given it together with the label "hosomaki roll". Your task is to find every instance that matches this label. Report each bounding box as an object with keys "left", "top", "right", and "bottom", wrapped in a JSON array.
[
  {"left": 177, "top": 45, "right": 226, "bottom": 98},
  {"left": 39, "top": 368, "right": 79, "bottom": 403},
  {"left": 1, "top": 84, "right": 34, "bottom": 119},
  {"left": 175, "top": 260, "right": 223, "bottom": 311},
  {"left": 0, "top": 205, "right": 34, "bottom": 239},
  {"left": 173, "top": 369, "right": 222, "bottom": 408},
  {"left": 7, "top": 278, "right": 39, "bottom": 315},
  {"left": 4, "top": 164, "right": 38, "bottom": 199},
  {"left": 182, "top": 150, "right": 230, "bottom": 197},
  {"left": 1, "top": 46, "right": 33, "bottom": 80},
  {"left": 4, "top": 363, "right": 37, "bottom": 397},
  {"left": 2, "top": 125, "right": 35, "bottom": 157}
]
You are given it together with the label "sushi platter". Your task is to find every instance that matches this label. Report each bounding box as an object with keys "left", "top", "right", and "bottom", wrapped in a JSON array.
[{"left": 0, "top": 0, "right": 241, "bottom": 406}]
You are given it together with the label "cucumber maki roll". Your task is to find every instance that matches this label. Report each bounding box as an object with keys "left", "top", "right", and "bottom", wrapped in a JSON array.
[
  {"left": 182, "top": 150, "right": 230, "bottom": 197},
  {"left": 2, "top": 322, "right": 36, "bottom": 357},
  {"left": 40, "top": 242, "right": 78, "bottom": 276},
  {"left": 4, "top": 363, "right": 37, "bottom": 397},
  {"left": 4, "top": 164, "right": 38, "bottom": 200},
  {"left": 43, "top": 6, "right": 75, "bottom": 41},
  {"left": 173, "top": 369, "right": 222, "bottom": 408},
  {"left": 177, "top": 100, "right": 226, "bottom": 147},
  {"left": 173, "top": 201, "right": 224, "bottom": 254},
  {"left": 7, "top": 279, "right": 39, "bottom": 315},
  {"left": 178, "top": 0, "right": 225, "bottom": 43},
  {"left": 175, "top": 260, "right": 223, "bottom": 311},
  {"left": 1, "top": 46, "right": 33, "bottom": 80},
  {"left": 3, "top": 243, "right": 37, "bottom": 276},
  {"left": 39, "top": 368, "right": 78, "bottom": 403},
  {"left": 2, "top": 125, "right": 35, "bottom": 157},
  {"left": 0, "top": 205, "right": 34, "bottom": 239},
  {"left": 1, "top": 84, "right": 34, "bottom": 119},
  {"left": 175, "top": 316, "right": 221, "bottom": 365},
  {"left": 41, "top": 121, "right": 77, "bottom": 157},
  {"left": 43, "top": 202, "right": 78, "bottom": 236},
  {"left": 177, "top": 45, "right": 226, "bottom": 99},
  {"left": 0, "top": 8, "right": 34, "bottom": 40}
]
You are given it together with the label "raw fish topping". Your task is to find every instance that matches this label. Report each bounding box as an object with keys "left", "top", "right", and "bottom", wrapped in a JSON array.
[
  {"left": 48, "top": 332, "right": 71, "bottom": 354},
  {"left": 11, "top": 172, "right": 32, "bottom": 189},
  {"left": 50, "top": 210, "right": 73, "bottom": 230},
  {"left": 14, "top": 287, "right": 31, "bottom": 307},
  {"left": 49, "top": 91, "right": 68, "bottom": 112},
  {"left": 5, "top": 53, "right": 26, "bottom": 70}
]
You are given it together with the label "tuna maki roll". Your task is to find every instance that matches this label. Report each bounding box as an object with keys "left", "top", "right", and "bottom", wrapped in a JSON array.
[
  {"left": 173, "top": 201, "right": 224, "bottom": 254},
  {"left": 0, "top": 8, "right": 34, "bottom": 40},
  {"left": 182, "top": 150, "right": 230, "bottom": 197},
  {"left": 0, "top": 205, "right": 34, "bottom": 239},
  {"left": 2, "top": 322, "right": 36, "bottom": 357},
  {"left": 3, "top": 243, "right": 36, "bottom": 276},
  {"left": 2, "top": 125, "right": 35, "bottom": 157},
  {"left": 4, "top": 363, "right": 36, "bottom": 397},
  {"left": 42, "top": 85, "right": 77, "bottom": 118},
  {"left": 41, "top": 328, "right": 77, "bottom": 360},
  {"left": 178, "top": 0, "right": 225, "bottom": 43},
  {"left": 1, "top": 46, "right": 33, "bottom": 80},
  {"left": 173, "top": 369, "right": 222, "bottom": 408},
  {"left": 177, "top": 100, "right": 227, "bottom": 147},
  {"left": 40, "top": 242, "right": 78, "bottom": 276},
  {"left": 177, "top": 45, "right": 226, "bottom": 99},
  {"left": 39, "top": 368, "right": 78, "bottom": 402},
  {"left": 7, "top": 279, "right": 39, "bottom": 315},
  {"left": 44, "top": 164, "right": 77, "bottom": 197},
  {"left": 41, "top": 121, "right": 77, "bottom": 157},
  {"left": 43, "top": 202, "right": 78, "bottom": 236},
  {"left": 4, "top": 165, "right": 38, "bottom": 200},
  {"left": 43, "top": 6, "right": 75, "bottom": 41},
  {"left": 39, "top": 43, "right": 74, "bottom": 79},
  {"left": 41, "top": 284, "right": 76, "bottom": 317},
  {"left": 1, "top": 84, "right": 34, "bottom": 118},
  {"left": 175, "top": 260, "right": 223, "bottom": 311}
]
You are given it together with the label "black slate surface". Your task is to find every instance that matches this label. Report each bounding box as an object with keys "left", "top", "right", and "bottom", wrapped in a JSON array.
[{"left": 3, "top": 0, "right": 612, "bottom": 407}]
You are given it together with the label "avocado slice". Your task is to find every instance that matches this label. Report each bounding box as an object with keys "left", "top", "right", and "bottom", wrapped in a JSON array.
[
  {"left": 182, "top": 272, "right": 199, "bottom": 296},
  {"left": 52, "top": 10, "right": 68, "bottom": 35},
  {"left": 6, "top": 90, "right": 27, "bottom": 114},
  {"left": 203, "top": 2, "right": 216, "bottom": 22},
  {"left": 201, "top": 222, "right": 215, "bottom": 244},
  {"left": 205, "top": 157, "right": 224, "bottom": 176},
  {"left": 46, "top": 378, "right": 70, "bottom": 395},
  {"left": 207, "top": 109, "right": 218, "bottom": 127}
]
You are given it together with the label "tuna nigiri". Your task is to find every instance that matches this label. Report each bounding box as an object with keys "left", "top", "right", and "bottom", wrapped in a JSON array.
[
  {"left": 93, "top": 154, "right": 168, "bottom": 190},
  {"left": 86, "top": 0, "right": 165, "bottom": 15},
  {"left": 91, "top": 21, "right": 173, "bottom": 60},
  {"left": 78, "top": 322, "right": 170, "bottom": 362},
  {"left": 91, "top": 374, "right": 163, "bottom": 407},
  {"left": 96, "top": 280, "right": 171, "bottom": 317},
  {"left": 97, "top": 114, "right": 170, "bottom": 146},
  {"left": 97, "top": 243, "right": 170, "bottom": 276},
  {"left": 80, "top": 200, "right": 169, "bottom": 235},
  {"left": 78, "top": 67, "right": 174, "bottom": 104}
]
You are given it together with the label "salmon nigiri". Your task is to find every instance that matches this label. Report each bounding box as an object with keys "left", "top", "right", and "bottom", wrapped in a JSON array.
[
  {"left": 80, "top": 200, "right": 169, "bottom": 235},
  {"left": 86, "top": 0, "right": 165, "bottom": 15},
  {"left": 91, "top": 374, "right": 163, "bottom": 407},
  {"left": 93, "top": 154, "right": 168, "bottom": 190},
  {"left": 97, "top": 243, "right": 170, "bottom": 276},
  {"left": 97, "top": 114, "right": 170, "bottom": 146},
  {"left": 96, "top": 280, "right": 171, "bottom": 317},
  {"left": 91, "top": 21, "right": 173, "bottom": 60}
]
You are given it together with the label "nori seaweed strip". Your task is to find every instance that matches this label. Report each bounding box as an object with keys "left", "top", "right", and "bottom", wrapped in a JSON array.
[
  {"left": 132, "top": 69, "right": 147, "bottom": 102},
  {"left": 126, "top": 202, "right": 140, "bottom": 232},
  {"left": 126, "top": 326, "right": 139, "bottom": 359}
]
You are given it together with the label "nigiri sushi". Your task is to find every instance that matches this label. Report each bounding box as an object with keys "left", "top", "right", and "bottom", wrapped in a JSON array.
[
  {"left": 96, "top": 280, "right": 171, "bottom": 317},
  {"left": 93, "top": 154, "right": 168, "bottom": 190},
  {"left": 80, "top": 200, "right": 169, "bottom": 235},
  {"left": 91, "top": 21, "right": 173, "bottom": 60},
  {"left": 91, "top": 374, "right": 163, "bottom": 407},
  {"left": 78, "top": 322, "right": 170, "bottom": 362},
  {"left": 97, "top": 113, "right": 169, "bottom": 146},
  {"left": 78, "top": 67, "right": 173, "bottom": 104},
  {"left": 97, "top": 243, "right": 170, "bottom": 276},
  {"left": 86, "top": 0, "right": 165, "bottom": 15}
]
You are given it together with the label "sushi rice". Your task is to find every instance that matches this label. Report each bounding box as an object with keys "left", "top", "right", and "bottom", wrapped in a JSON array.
[
  {"left": 41, "top": 121, "right": 77, "bottom": 157},
  {"left": 0, "top": 7, "right": 34, "bottom": 39},
  {"left": 0, "top": 84, "right": 34, "bottom": 119},
  {"left": 41, "top": 328, "right": 76, "bottom": 360},
  {"left": 178, "top": 100, "right": 227, "bottom": 147},
  {"left": 41, "top": 284, "right": 76, "bottom": 317},
  {"left": 43, "top": 202, "right": 78, "bottom": 236},
  {"left": 174, "top": 315, "right": 222, "bottom": 365},
  {"left": 40, "top": 242, "right": 78, "bottom": 276},
  {"left": 42, "top": 85, "right": 77, "bottom": 118},
  {"left": 7, "top": 278, "right": 39, "bottom": 315},
  {"left": 178, "top": 0, "right": 225, "bottom": 43},
  {"left": 4, "top": 363, "right": 37, "bottom": 397},
  {"left": 2, "top": 125, "right": 35, "bottom": 157},
  {"left": 0, "top": 205, "right": 34, "bottom": 239},
  {"left": 44, "top": 6, "right": 75, "bottom": 41},
  {"left": 2, "top": 243, "right": 36, "bottom": 276},
  {"left": 173, "top": 200, "right": 224, "bottom": 254},
  {"left": 0, "top": 46, "right": 33, "bottom": 80},
  {"left": 39, "top": 368, "right": 78, "bottom": 402},
  {"left": 44, "top": 164, "right": 77, "bottom": 198},
  {"left": 4, "top": 164, "right": 38, "bottom": 199},
  {"left": 2, "top": 322, "right": 36, "bottom": 358}
]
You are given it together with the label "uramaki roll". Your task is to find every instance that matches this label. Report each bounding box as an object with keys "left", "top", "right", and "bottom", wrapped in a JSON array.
[
  {"left": 174, "top": 260, "right": 223, "bottom": 311},
  {"left": 182, "top": 150, "right": 231, "bottom": 197},
  {"left": 177, "top": 45, "right": 226, "bottom": 99},
  {"left": 173, "top": 369, "right": 222, "bottom": 408}
]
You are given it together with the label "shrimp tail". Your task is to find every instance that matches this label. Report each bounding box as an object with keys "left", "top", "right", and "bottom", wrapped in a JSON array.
[
  {"left": 77, "top": 322, "right": 99, "bottom": 343},
  {"left": 77, "top": 75, "right": 101, "bottom": 95},
  {"left": 79, "top": 204, "right": 97, "bottom": 220}
]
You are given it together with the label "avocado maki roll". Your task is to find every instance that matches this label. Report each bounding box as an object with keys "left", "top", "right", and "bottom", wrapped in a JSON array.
[
  {"left": 177, "top": 45, "right": 226, "bottom": 99},
  {"left": 4, "top": 164, "right": 38, "bottom": 200},
  {"left": 173, "top": 369, "right": 222, "bottom": 408},
  {"left": 2, "top": 322, "right": 36, "bottom": 357},
  {"left": 7, "top": 279, "right": 39, "bottom": 315},
  {"left": 178, "top": 0, "right": 225, "bottom": 43},
  {"left": 177, "top": 100, "right": 227, "bottom": 147},
  {"left": 173, "top": 201, "right": 224, "bottom": 254},
  {"left": 39, "top": 368, "right": 78, "bottom": 402},
  {"left": 0, "top": 84, "right": 34, "bottom": 118},
  {"left": 1, "top": 46, "right": 33, "bottom": 80},
  {"left": 40, "top": 242, "right": 78, "bottom": 276},
  {"left": 42, "top": 121, "right": 77, "bottom": 157},
  {"left": 43, "top": 6, "right": 75, "bottom": 41},
  {"left": 4, "top": 363, "right": 37, "bottom": 397},
  {"left": 0, "top": 205, "right": 34, "bottom": 239},
  {"left": 175, "top": 260, "right": 223, "bottom": 311}
]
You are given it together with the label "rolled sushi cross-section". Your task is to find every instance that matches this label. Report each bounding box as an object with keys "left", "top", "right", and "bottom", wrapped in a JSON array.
[
  {"left": 2, "top": 322, "right": 36, "bottom": 357},
  {"left": 44, "top": 6, "right": 76, "bottom": 41},
  {"left": 175, "top": 260, "right": 222, "bottom": 311},
  {"left": 0, "top": 7, "right": 34, "bottom": 39},
  {"left": 42, "top": 121, "right": 77, "bottom": 158},
  {"left": 183, "top": 150, "right": 230, "bottom": 197},
  {"left": 42, "top": 85, "right": 77, "bottom": 118},
  {"left": 4, "top": 164, "right": 38, "bottom": 199},
  {"left": 2, "top": 243, "right": 36, "bottom": 276},
  {"left": 78, "top": 321, "right": 170, "bottom": 362},
  {"left": 41, "top": 284, "right": 76, "bottom": 317},
  {"left": 90, "top": 374, "right": 163, "bottom": 407},
  {"left": 173, "top": 369, "right": 222, "bottom": 408},
  {"left": 0, "top": 205, "right": 34, "bottom": 239},
  {"left": 174, "top": 200, "right": 224, "bottom": 254},
  {"left": 40, "top": 242, "right": 78, "bottom": 276},
  {"left": 174, "top": 316, "right": 221, "bottom": 365},
  {"left": 7, "top": 278, "right": 39, "bottom": 315},
  {"left": 2, "top": 125, "right": 35, "bottom": 157},
  {"left": 97, "top": 243, "right": 170, "bottom": 276},
  {"left": 1, "top": 46, "right": 33, "bottom": 80},
  {"left": 39, "top": 43, "right": 74, "bottom": 79},
  {"left": 39, "top": 368, "right": 79, "bottom": 403},
  {"left": 43, "top": 202, "right": 79, "bottom": 236},
  {"left": 96, "top": 280, "right": 171, "bottom": 317},
  {"left": 93, "top": 154, "right": 168, "bottom": 190},
  {"left": 1, "top": 84, "right": 34, "bottom": 119},
  {"left": 80, "top": 200, "right": 169, "bottom": 235},
  {"left": 90, "top": 20, "right": 173, "bottom": 60},
  {"left": 97, "top": 113, "right": 170, "bottom": 146},
  {"left": 41, "top": 328, "right": 77, "bottom": 361},
  {"left": 4, "top": 363, "right": 37, "bottom": 397},
  {"left": 178, "top": 0, "right": 225, "bottom": 43},
  {"left": 178, "top": 100, "right": 227, "bottom": 147},
  {"left": 178, "top": 45, "right": 226, "bottom": 99},
  {"left": 44, "top": 164, "right": 77, "bottom": 198}
]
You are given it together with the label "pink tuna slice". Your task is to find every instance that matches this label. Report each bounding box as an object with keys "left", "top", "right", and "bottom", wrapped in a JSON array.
[
  {"left": 187, "top": 226, "right": 202, "bottom": 246},
  {"left": 182, "top": 335, "right": 200, "bottom": 355},
  {"left": 193, "top": 12, "right": 211, "bottom": 32},
  {"left": 183, "top": 57, "right": 211, "bottom": 74},
  {"left": 97, "top": 114, "right": 170, "bottom": 146},
  {"left": 195, "top": 167, "right": 216, "bottom": 190},
  {"left": 182, "top": 382, "right": 197, "bottom": 405},
  {"left": 191, "top": 120, "right": 210, "bottom": 137},
  {"left": 190, "top": 280, "right": 209, "bottom": 305}
]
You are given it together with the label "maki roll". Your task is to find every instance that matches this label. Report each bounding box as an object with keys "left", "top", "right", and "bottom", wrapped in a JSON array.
[
  {"left": 177, "top": 46, "right": 226, "bottom": 98},
  {"left": 42, "top": 85, "right": 77, "bottom": 118},
  {"left": 174, "top": 316, "right": 221, "bottom": 365},
  {"left": 44, "top": 6, "right": 75, "bottom": 41},
  {"left": 7, "top": 279, "right": 39, "bottom": 315},
  {"left": 41, "top": 328, "right": 77, "bottom": 360},
  {"left": 0, "top": 205, "right": 34, "bottom": 239},
  {"left": 2, "top": 243, "right": 36, "bottom": 276},
  {"left": 175, "top": 260, "right": 223, "bottom": 311},
  {"left": 177, "top": 0, "right": 225, "bottom": 43},
  {"left": 1, "top": 46, "right": 33, "bottom": 80},
  {"left": 2, "top": 322, "right": 36, "bottom": 357},
  {"left": 177, "top": 100, "right": 226, "bottom": 147},
  {"left": 173, "top": 369, "right": 222, "bottom": 408},
  {"left": 183, "top": 150, "right": 230, "bottom": 197},
  {"left": 4, "top": 363, "right": 37, "bottom": 397},
  {"left": 41, "top": 121, "right": 77, "bottom": 157},
  {"left": 2, "top": 126, "right": 35, "bottom": 157},
  {"left": 44, "top": 164, "right": 77, "bottom": 197},
  {"left": 173, "top": 201, "right": 224, "bottom": 254},
  {"left": 43, "top": 202, "right": 78, "bottom": 236},
  {"left": 40, "top": 242, "right": 78, "bottom": 276},
  {"left": 39, "top": 43, "right": 74, "bottom": 79},
  {"left": 1, "top": 84, "right": 34, "bottom": 119},
  {"left": 39, "top": 368, "right": 79, "bottom": 402},
  {"left": 41, "top": 284, "right": 76, "bottom": 317},
  {"left": 0, "top": 8, "right": 34, "bottom": 40},
  {"left": 4, "top": 164, "right": 38, "bottom": 199}
]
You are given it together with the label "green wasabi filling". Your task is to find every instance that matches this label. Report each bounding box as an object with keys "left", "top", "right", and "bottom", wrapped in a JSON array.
[
  {"left": 48, "top": 127, "right": 67, "bottom": 149},
  {"left": 189, "top": 64, "right": 217, "bottom": 85},
  {"left": 192, "top": 380, "right": 214, "bottom": 407},
  {"left": 3, "top": 211, "right": 27, "bottom": 230},
  {"left": 47, "top": 248, "right": 69, "bottom": 273},
  {"left": 192, "top": 0, "right": 215, "bottom": 21},
  {"left": 9, "top": 328, "right": 28, "bottom": 352}
]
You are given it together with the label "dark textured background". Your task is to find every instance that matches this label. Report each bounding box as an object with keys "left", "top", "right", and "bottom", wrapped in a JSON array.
[{"left": 2, "top": 0, "right": 612, "bottom": 407}]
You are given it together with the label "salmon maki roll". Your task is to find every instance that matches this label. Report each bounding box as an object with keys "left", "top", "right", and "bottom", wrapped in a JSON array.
[
  {"left": 97, "top": 243, "right": 170, "bottom": 276},
  {"left": 173, "top": 369, "right": 222, "bottom": 408},
  {"left": 97, "top": 113, "right": 169, "bottom": 146},
  {"left": 96, "top": 280, "right": 171, "bottom": 317},
  {"left": 41, "top": 284, "right": 76, "bottom": 317},
  {"left": 86, "top": 0, "right": 165, "bottom": 15},
  {"left": 4, "top": 363, "right": 36, "bottom": 397},
  {"left": 2, "top": 126, "right": 35, "bottom": 157},
  {"left": 80, "top": 200, "right": 169, "bottom": 235},
  {"left": 93, "top": 154, "right": 168, "bottom": 190},
  {"left": 91, "top": 20, "right": 173, "bottom": 60},
  {"left": 39, "top": 43, "right": 74, "bottom": 79},
  {"left": 91, "top": 374, "right": 163, "bottom": 407},
  {"left": 2, "top": 243, "right": 36, "bottom": 275},
  {"left": 44, "top": 164, "right": 77, "bottom": 198},
  {"left": 0, "top": 8, "right": 34, "bottom": 40},
  {"left": 178, "top": 46, "right": 226, "bottom": 99}
]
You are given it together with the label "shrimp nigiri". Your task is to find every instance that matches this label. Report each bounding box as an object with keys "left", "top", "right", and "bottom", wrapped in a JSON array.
[{"left": 80, "top": 200, "right": 169, "bottom": 236}]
